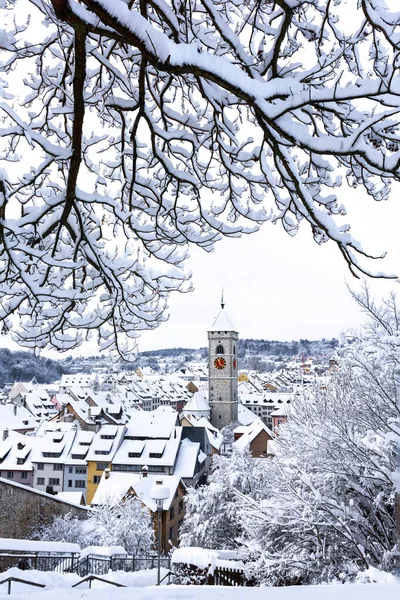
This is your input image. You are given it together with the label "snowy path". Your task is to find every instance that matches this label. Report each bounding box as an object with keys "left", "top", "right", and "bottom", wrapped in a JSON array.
[{"left": 1, "top": 583, "right": 399, "bottom": 600}]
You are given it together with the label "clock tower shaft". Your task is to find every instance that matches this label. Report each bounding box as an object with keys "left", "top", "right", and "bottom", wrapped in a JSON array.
[{"left": 208, "top": 299, "right": 239, "bottom": 428}]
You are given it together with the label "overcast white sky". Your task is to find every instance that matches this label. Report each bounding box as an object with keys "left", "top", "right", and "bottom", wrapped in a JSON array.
[{"left": 137, "top": 180, "right": 400, "bottom": 352}]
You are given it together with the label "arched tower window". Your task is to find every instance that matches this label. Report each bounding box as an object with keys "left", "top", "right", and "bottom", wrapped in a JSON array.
[
  {"left": 216, "top": 344, "right": 224, "bottom": 355},
  {"left": 233, "top": 345, "right": 236, "bottom": 355}
]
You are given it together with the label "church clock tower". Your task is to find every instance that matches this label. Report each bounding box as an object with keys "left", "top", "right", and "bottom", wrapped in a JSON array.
[{"left": 208, "top": 294, "right": 238, "bottom": 428}]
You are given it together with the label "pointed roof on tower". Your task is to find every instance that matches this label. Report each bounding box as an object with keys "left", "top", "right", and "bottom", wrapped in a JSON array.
[{"left": 208, "top": 291, "right": 237, "bottom": 332}]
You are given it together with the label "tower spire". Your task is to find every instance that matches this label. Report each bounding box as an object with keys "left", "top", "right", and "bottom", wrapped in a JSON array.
[{"left": 221, "top": 289, "right": 225, "bottom": 310}]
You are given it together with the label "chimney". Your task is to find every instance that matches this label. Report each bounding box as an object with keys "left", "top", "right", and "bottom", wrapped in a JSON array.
[
  {"left": 104, "top": 468, "right": 110, "bottom": 480},
  {"left": 3, "top": 429, "right": 9, "bottom": 441},
  {"left": 142, "top": 465, "right": 148, "bottom": 478}
]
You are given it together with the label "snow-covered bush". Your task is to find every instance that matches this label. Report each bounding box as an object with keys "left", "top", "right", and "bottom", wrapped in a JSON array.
[
  {"left": 32, "top": 513, "right": 90, "bottom": 547},
  {"left": 180, "top": 448, "right": 268, "bottom": 550},
  {"left": 172, "top": 563, "right": 210, "bottom": 586},
  {"left": 34, "top": 496, "right": 154, "bottom": 556},
  {"left": 239, "top": 289, "right": 400, "bottom": 585},
  {"left": 88, "top": 496, "right": 154, "bottom": 555}
]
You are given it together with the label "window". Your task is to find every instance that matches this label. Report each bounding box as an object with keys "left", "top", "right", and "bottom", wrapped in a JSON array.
[
  {"left": 69, "top": 466, "right": 73, "bottom": 473},
  {"left": 75, "top": 480, "right": 85, "bottom": 488},
  {"left": 68, "top": 480, "right": 72, "bottom": 488},
  {"left": 37, "top": 477, "right": 45, "bottom": 485},
  {"left": 71, "top": 454, "right": 86, "bottom": 460},
  {"left": 169, "top": 506, "right": 175, "bottom": 520},
  {"left": 149, "top": 452, "right": 163, "bottom": 458},
  {"left": 128, "top": 452, "right": 142, "bottom": 458},
  {"left": 53, "top": 464, "right": 63, "bottom": 471},
  {"left": 93, "top": 475, "right": 101, "bottom": 484},
  {"left": 37, "top": 463, "right": 44, "bottom": 470},
  {"left": 113, "top": 465, "right": 142, "bottom": 472},
  {"left": 17, "top": 458, "right": 25, "bottom": 465},
  {"left": 178, "top": 499, "right": 184, "bottom": 514},
  {"left": 216, "top": 344, "right": 224, "bottom": 355},
  {"left": 7, "top": 472, "right": 13, "bottom": 479},
  {"left": 96, "top": 462, "right": 108, "bottom": 470},
  {"left": 20, "top": 472, "right": 28, "bottom": 479},
  {"left": 169, "top": 526, "right": 174, "bottom": 540},
  {"left": 49, "top": 478, "right": 60, "bottom": 486},
  {"left": 43, "top": 452, "right": 61, "bottom": 458},
  {"left": 75, "top": 467, "right": 86, "bottom": 474}
]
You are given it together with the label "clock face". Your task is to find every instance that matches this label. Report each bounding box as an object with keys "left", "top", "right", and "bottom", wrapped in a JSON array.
[
  {"left": 214, "top": 357, "right": 226, "bottom": 370},
  {"left": 233, "top": 358, "right": 237, "bottom": 370}
]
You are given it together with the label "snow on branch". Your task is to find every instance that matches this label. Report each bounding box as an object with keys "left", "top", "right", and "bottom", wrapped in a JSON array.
[{"left": 0, "top": 0, "right": 400, "bottom": 357}]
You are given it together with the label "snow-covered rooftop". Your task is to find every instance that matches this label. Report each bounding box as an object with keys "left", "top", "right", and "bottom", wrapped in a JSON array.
[
  {"left": 92, "top": 471, "right": 181, "bottom": 511},
  {"left": 182, "top": 391, "right": 210, "bottom": 414},
  {"left": 173, "top": 438, "right": 201, "bottom": 479},
  {"left": 238, "top": 403, "right": 257, "bottom": 426},
  {"left": 125, "top": 406, "right": 178, "bottom": 439},
  {"left": 0, "top": 404, "right": 38, "bottom": 437},
  {"left": 233, "top": 418, "right": 274, "bottom": 452},
  {"left": 112, "top": 428, "right": 182, "bottom": 467},
  {"left": 208, "top": 306, "right": 237, "bottom": 332}
]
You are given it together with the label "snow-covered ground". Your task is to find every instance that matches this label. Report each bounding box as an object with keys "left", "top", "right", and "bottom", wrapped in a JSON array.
[
  {"left": 0, "top": 582, "right": 399, "bottom": 600},
  {"left": 0, "top": 568, "right": 398, "bottom": 600},
  {"left": 0, "top": 567, "right": 168, "bottom": 595}
]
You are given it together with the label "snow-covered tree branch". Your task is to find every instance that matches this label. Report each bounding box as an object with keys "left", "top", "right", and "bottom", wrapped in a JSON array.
[{"left": 1, "top": 0, "right": 400, "bottom": 356}]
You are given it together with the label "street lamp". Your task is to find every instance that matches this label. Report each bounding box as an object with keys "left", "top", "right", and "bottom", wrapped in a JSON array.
[{"left": 150, "top": 484, "right": 170, "bottom": 586}]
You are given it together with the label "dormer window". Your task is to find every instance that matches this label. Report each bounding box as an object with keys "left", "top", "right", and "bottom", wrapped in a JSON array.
[{"left": 216, "top": 344, "right": 224, "bottom": 355}]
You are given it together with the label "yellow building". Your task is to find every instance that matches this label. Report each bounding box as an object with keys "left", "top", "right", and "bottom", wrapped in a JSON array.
[
  {"left": 86, "top": 459, "right": 111, "bottom": 504},
  {"left": 85, "top": 424, "right": 126, "bottom": 504}
]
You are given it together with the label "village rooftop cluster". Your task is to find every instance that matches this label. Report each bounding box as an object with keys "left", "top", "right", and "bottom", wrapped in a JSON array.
[{"left": 0, "top": 305, "right": 337, "bottom": 553}]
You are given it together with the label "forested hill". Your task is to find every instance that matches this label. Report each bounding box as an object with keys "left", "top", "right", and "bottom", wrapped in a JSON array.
[
  {"left": 120, "top": 337, "right": 339, "bottom": 373},
  {"left": 140, "top": 337, "right": 339, "bottom": 360},
  {"left": 0, "top": 348, "right": 65, "bottom": 386}
]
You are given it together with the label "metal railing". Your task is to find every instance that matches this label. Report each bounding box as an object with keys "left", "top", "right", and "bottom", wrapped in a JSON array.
[
  {"left": 74, "top": 554, "right": 171, "bottom": 577},
  {"left": 0, "top": 552, "right": 80, "bottom": 574},
  {"left": 0, "top": 576, "right": 46, "bottom": 595},
  {"left": 0, "top": 552, "right": 171, "bottom": 576}
]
